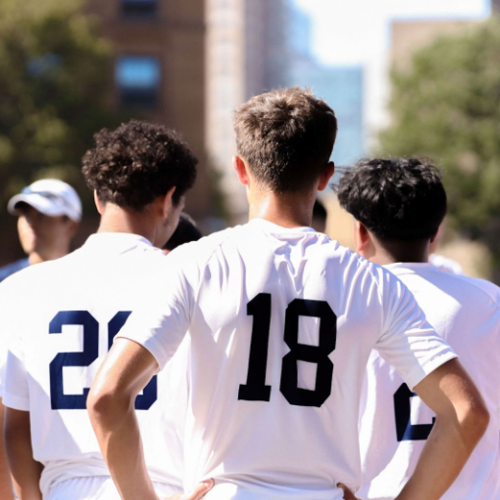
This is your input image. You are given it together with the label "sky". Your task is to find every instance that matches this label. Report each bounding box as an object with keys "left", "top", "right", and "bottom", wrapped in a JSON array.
[{"left": 293, "top": 0, "right": 490, "bottom": 65}]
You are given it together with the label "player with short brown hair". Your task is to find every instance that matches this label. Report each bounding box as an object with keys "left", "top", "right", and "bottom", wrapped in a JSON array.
[{"left": 89, "top": 89, "right": 487, "bottom": 500}]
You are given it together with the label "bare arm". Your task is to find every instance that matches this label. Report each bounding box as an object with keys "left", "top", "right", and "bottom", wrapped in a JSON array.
[
  {"left": 0, "top": 401, "right": 14, "bottom": 500},
  {"left": 88, "top": 338, "right": 163, "bottom": 500},
  {"left": 89, "top": 339, "right": 214, "bottom": 500},
  {"left": 5, "top": 407, "right": 42, "bottom": 500},
  {"left": 164, "top": 479, "right": 214, "bottom": 500},
  {"left": 395, "top": 358, "right": 489, "bottom": 500}
]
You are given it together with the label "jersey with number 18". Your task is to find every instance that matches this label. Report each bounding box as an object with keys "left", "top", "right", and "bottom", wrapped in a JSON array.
[
  {"left": 117, "top": 219, "right": 457, "bottom": 500},
  {"left": 0, "top": 233, "right": 188, "bottom": 498}
]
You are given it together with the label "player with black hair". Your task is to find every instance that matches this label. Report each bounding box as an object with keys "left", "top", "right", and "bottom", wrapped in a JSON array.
[
  {"left": 163, "top": 213, "right": 202, "bottom": 253},
  {"left": 311, "top": 199, "right": 328, "bottom": 233},
  {"left": 337, "top": 157, "right": 500, "bottom": 499},
  {"left": 1, "top": 120, "right": 212, "bottom": 500},
  {"left": 89, "top": 90, "right": 487, "bottom": 500}
]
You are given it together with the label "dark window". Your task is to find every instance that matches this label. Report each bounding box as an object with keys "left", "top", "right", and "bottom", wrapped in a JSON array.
[
  {"left": 121, "top": 0, "right": 157, "bottom": 18},
  {"left": 115, "top": 56, "right": 161, "bottom": 108}
]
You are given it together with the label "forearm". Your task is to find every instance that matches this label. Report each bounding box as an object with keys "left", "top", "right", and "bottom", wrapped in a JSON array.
[
  {"left": 5, "top": 408, "right": 42, "bottom": 500},
  {"left": 396, "top": 417, "right": 474, "bottom": 500},
  {"left": 0, "top": 402, "right": 14, "bottom": 500},
  {"left": 89, "top": 398, "right": 158, "bottom": 500},
  {"left": 396, "top": 360, "right": 489, "bottom": 500}
]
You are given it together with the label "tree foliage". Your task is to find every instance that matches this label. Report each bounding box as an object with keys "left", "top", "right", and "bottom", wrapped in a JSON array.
[
  {"left": 0, "top": 0, "right": 120, "bottom": 209},
  {"left": 379, "top": 19, "right": 500, "bottom": 279}
]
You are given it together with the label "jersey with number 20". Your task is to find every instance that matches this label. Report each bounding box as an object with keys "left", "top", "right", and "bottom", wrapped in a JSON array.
[
  {"left": 1, "top": 233, "right": 187, "bottom": 498},
  {"left": 117, "top": 219, "right": 456, "bottom": 500},
  {"left": 358, "top": 263, "right": 500, "bottom": 500}
]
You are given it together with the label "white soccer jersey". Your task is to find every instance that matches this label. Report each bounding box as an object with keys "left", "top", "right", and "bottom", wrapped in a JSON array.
[
  {"left": 358, "top": 262, "right": 500, "bottom": 500},
  {"left": 117, "top": 219, "right": 456, "bottom": 500},
  {"left": 0, "top": 278, "right": 19, "bottom": 399},
  {"left": 429, "top": 253, "right": 464, "bottom": 275},
  {"left": 1, "top": 233, "right": 188, "bottom": 497}
]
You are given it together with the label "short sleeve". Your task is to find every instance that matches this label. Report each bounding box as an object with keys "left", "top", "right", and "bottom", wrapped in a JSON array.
[
  {"left": 2, "top": 337, "right": 30, "bottom": 411},
  {"left": 375, "top": 270, "right": 457, "bottom": 390},
  {"left": 116, "top": 257, "right": 193, "bottom": 370},
  {"left": 0, "top": 278, "right": 24, "bottom": 399}
]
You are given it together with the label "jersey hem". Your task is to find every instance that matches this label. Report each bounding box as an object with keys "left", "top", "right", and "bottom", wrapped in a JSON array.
[{"left": 2, "top": 391, "right": 29, "bottom": 411}]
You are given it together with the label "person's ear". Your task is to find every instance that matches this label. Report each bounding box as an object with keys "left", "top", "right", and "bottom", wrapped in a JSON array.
[
  {"left": 94, "top": 191, "right": 104, "bottom": 215},
  {"left": 318, "top": 162, "right": 335, "bottom": 191},
  {"left": 67, "top": 219, "right": 79, "bottom": 238},
  {"left": 162, "top": 186, "right": 176, "bottom": 218},
  {"left": 233, "top": 155, "right": 250, "bottom": 186},
  {"left": 354, "top": 220, "right": 370, "bottom": 254}
]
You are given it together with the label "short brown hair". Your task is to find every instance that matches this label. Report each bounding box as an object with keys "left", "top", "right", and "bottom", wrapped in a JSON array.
[
  {"left": 82, "top": 120, "right": 197, "bottom": 211},
  {"left": 234, "top": 87, "right": 337, "bottom": 192}
]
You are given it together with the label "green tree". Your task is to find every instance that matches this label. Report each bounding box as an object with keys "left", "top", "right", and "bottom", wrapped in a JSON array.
[
  {"left": 0, "top": 0, "right": 120, "bottom": 215},
  {"left": 379, "top": 19, "right": 500, "bottom": 281}
]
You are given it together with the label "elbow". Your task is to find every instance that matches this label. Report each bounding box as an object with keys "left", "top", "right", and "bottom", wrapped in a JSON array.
[
  {"left": 460, "top": 398, "right": 490, "bottom": 448},
  {"left": 470, "top": 401, "right": 490, "bottom": 439},
  {"left": 87, "top": 381, "right": 132, "bottom": 430}
]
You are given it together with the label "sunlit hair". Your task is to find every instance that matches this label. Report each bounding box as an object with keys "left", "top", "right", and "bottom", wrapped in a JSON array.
[
  {"left": 234, "top": 87, "right": 337, "bottom": 192},
  {"left": 82, "top": 120, "right": 197, "bottom": 211},
  {"left": 336, "top": 157, "right": 447, "bottom": 241}
]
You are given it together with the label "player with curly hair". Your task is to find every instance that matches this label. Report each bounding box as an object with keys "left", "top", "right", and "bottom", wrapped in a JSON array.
[
  {"left": 89, "top": 90, "right": 487, "bottom": 500},
  {"left": 337, "top": 157, "right": 500, "bottom": 499},
  {"left": 1, "top": 120, "right": 212, "bottom": 500}
]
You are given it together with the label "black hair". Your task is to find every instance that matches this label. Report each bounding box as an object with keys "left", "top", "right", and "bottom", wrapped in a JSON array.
[
  {"left": 163, "top": 212, "right": 202, "bottom": 251},
  {"left": 313, "top": 199, "right": 327, "bottom": 220},
  {"left": 336, "top": 157, "right": 447, "bottom": 241}
]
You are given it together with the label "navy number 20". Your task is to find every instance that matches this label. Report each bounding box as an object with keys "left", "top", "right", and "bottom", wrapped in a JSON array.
[{"left": 49, "top": 310, "right": 157, "bottom": 410}]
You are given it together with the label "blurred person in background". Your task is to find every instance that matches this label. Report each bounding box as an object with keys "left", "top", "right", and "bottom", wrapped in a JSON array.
[
  {"left": 0, "top": 179, "right": 82, "bottom": 282},
  {"left": 0, "top": 178, "right": 81, "bottom": 498},
  {"left": 0, "top": 121, "right": 212, "bottom": 500},
  {"left": 337, "top": 157, "right": 500, "bottom": 500},
  {"left": 163, "top": 212, "right": 202, "bottom": 254},
  {"left": 311, "top": 198, "right": 327, "bottom": 233}
]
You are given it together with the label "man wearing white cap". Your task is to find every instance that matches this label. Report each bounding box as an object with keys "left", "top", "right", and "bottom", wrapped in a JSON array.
[{"left": 0, "top": 179, "right": 82, "bottom": 282}]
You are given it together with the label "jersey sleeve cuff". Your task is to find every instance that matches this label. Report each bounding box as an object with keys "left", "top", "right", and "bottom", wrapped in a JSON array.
[
  {"left": 2, "top": 391, "right": 30, "bottom": 411},
  {"left": 404, "top": 348, "right": 458, "bottom": 390},
  {"left": 115, "top": 333, "right": 170, "bottom": 371}
]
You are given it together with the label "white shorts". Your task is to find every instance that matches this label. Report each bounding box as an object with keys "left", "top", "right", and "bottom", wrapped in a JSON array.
[{"left": 45, "top": 476, "right": 182, "bottom": 500}]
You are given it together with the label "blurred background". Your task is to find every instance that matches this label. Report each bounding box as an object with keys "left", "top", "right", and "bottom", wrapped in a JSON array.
[{"left": 1, "top": 0, "right": 500, "bottom": 279}]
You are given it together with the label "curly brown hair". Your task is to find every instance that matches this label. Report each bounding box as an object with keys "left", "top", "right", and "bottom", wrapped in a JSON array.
[
  {"left": 234, "top": 87, "right": 337, "bottom": 192},
  {"left": 82, "top": 120, "right": 197, "bottom": 211}
]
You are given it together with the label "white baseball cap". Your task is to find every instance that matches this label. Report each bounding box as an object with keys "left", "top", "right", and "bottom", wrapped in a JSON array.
[{"left": 8, "top": 179, "right": 82, "bottom": 222}]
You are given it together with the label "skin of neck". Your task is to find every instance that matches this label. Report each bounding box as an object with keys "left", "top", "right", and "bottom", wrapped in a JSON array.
[
  {"left": 29, "top": 246, "right": 70, "bottom": 265},
  {"left": 233, "top": 155, "right": 335, "bottom": 228},
  {"left": 354, "top": 220, "right": 435, "bottom": 265},
  {"left": 94, "top": 188, "right": 177, "bottom": 248}
]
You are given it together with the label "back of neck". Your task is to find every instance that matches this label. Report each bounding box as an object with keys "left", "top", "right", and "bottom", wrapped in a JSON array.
[
  {"left": 248, "top": 189, "right": 315, "bottom": 228},
  {"left": 97, "top": 204, "right": 154, "bottom": 243}
]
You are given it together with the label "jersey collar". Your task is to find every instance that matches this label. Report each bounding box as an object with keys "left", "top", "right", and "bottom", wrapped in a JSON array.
[
  {"left": 82, "top": 232, "right": 154, "bottom": 254},
  {"left": 248, "top": 218, "right": 316, "bottom": 234}
]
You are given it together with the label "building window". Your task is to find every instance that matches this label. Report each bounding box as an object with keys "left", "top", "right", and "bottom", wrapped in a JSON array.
[
  {"left": 115, "top": 56, "right": 161, "bottom": 108},
  {"left": 121, "top": 0, "right": 157, "bottom": 18}
]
